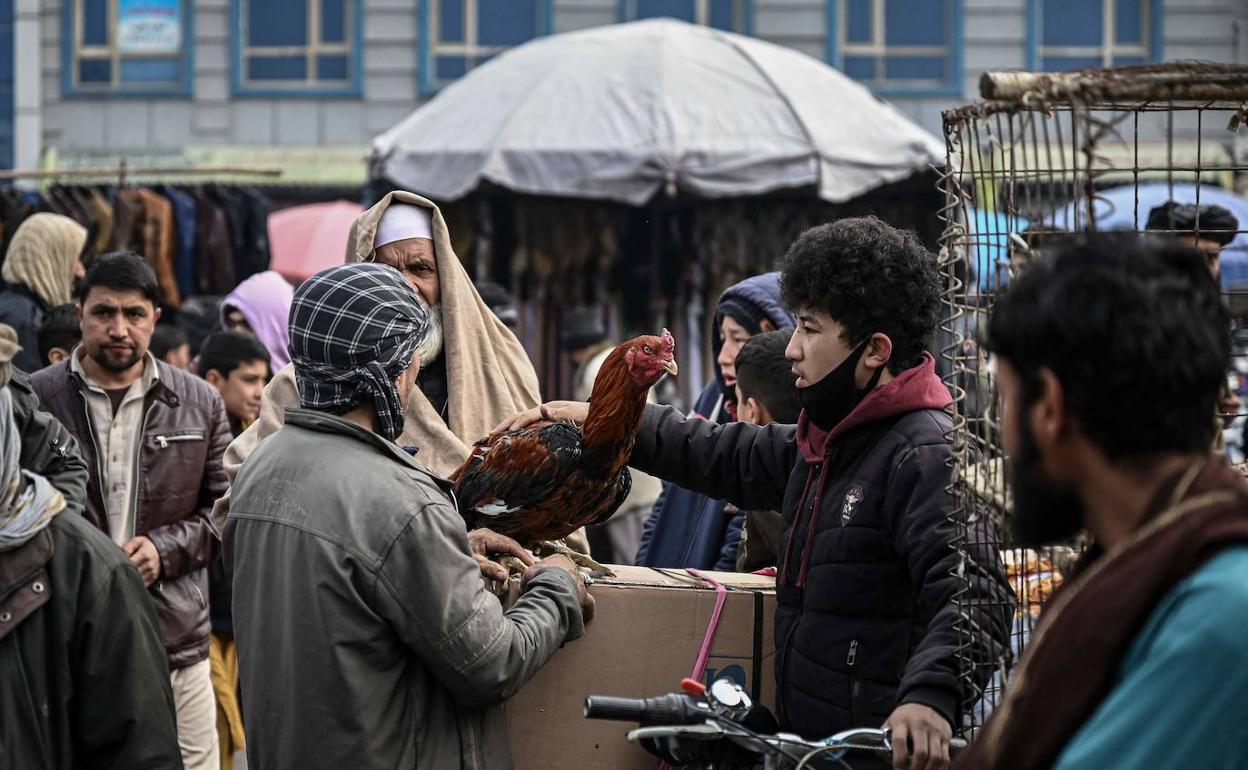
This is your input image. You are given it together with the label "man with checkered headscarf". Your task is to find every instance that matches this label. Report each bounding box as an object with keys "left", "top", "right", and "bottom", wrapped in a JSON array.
[{"left": 224, "top": 263, "right": 592, "bottom": 770}]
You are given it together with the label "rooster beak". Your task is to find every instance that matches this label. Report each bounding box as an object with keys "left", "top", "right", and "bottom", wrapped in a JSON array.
[{"left": 662, "top": 360, "right": 679, "bottom": 377}]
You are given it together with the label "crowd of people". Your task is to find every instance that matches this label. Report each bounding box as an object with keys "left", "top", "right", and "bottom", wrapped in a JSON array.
[{"left": 0, "top": 188, "right": 1245, "bottom": 770}]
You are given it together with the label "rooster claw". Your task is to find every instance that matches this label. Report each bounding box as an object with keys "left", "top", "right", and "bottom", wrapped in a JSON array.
[{"left": 538, "top": 541, "right": 615, "bottom": 577}]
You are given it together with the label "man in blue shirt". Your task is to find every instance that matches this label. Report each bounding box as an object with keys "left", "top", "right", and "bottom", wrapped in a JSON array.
[{"left": 955, "top": 236, "right": 1248, "bottom": 770}]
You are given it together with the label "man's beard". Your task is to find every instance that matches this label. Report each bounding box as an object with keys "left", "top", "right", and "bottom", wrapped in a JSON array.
[
  {"left": 89, "top": 343, "right": 142, "bottom": 373},
  {"left": 1007, "top": 416, "right": 1086, "bottom": 548},
  {"left": 417, "top": 303, "right": 444, "bottom": 364}
]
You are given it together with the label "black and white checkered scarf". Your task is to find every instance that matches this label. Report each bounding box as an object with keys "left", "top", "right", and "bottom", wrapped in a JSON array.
[{"left": 289, "top": 264, "right": 430, "bottom": 441}]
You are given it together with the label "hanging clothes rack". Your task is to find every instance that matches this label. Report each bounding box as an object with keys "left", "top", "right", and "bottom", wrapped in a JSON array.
[{"left": 0, "top": 160, "right": 282, "bottom": 186}]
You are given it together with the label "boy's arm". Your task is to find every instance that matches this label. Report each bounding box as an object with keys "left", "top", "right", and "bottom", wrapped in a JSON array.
[{"left": 629, "top": 404, "right": 796, "bottom": 514}]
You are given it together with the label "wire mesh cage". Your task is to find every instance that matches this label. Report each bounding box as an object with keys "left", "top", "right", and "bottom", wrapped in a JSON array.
[{"left": 938, "top": 62, "right": 1248, "bottom": 736}]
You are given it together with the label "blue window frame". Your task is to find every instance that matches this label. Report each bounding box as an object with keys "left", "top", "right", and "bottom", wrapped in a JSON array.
[
  {"left": 826, "top": 0, "right": 964, "bottom": 97},
  {"left": 231, "top": 0, "right": 363, "bottom": 96},
  {"left": 420, "top": 1, "right": 552, "bottom": 95},
  {"left": 618, "top": 0, "right": 753, "bottom": 33},
  {"left": 1027, "top": 0, "right": 1163, "bottom": 72},
  {"left": 0, "top": 0, "right": 12, "bottom": 168},
  {"left": 62, "top": 0, "right": 193, "bottom": 97}
]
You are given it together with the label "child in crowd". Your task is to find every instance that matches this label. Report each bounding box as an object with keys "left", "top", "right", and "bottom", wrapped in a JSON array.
[
  {"left": 730, "top": 329, "right": 802, "bottom": 571},
  {"left": 151, "top": 323, "right": 191, "bottom": 370},
  {"left": 36, "top": 303, "right": 81, "bottom": 368}
]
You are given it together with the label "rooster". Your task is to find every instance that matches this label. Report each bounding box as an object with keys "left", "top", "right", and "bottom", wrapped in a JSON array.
[{"left": 451, "top": 330, "right": 678, "bottom": 574}]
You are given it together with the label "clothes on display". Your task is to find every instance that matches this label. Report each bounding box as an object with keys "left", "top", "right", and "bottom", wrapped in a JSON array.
[{"left": 0, "top": 184, "right": 274, "bottom": 307}]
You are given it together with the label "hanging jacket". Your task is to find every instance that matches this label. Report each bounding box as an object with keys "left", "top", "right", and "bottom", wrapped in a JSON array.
[
  {"left": 190, "top": 190, "right": 236, "bottom": 295},
  {"left": 628, "top": 355, "right": 1014, "bottom": 737},
  {"left": 158, "top": 186, "right": 198, "bottom": 300},
  {"left": 636, "top": 272, "right": 794, "bottom": 570},
  {"left": 135, "top": 188, "right": 181, "bottom": 308}
]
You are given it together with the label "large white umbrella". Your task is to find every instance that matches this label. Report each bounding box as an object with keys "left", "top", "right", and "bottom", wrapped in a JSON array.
[{"left": 374, "top": 18, "right": 943, "bottom": 205}]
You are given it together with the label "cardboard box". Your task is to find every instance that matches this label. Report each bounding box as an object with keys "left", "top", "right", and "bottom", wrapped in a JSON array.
[{"left": 507, "top": 566, "right": 776, "bottom": 770}]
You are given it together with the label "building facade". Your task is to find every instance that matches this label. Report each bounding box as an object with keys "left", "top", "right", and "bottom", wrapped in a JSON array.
[{"left": 0, "top": 0, "right": 1244, "bottom": 175}]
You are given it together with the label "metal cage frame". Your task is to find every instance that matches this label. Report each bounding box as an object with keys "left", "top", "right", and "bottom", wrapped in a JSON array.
[{"left": 937, "top": 61, "right": 1248, "bottom": 736}]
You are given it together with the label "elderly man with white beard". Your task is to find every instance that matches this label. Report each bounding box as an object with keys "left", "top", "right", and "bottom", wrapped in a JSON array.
[{"left": 212, "top": 191, "right": 566, "bottom": 572}]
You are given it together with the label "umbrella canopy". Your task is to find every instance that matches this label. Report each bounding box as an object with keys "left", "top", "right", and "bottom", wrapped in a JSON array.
[
  {"left": 375, "top": 18, "right": 943, "bottom": 205},
  {"left": 1053, "top": 183, "right": 1248, "bottom": 287},
  {"left": 268, "top": 200, "right": 363, "bottom": 283}
]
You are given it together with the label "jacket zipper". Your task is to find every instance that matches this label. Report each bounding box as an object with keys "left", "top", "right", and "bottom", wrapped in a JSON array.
[
  {"left": 80, "top": 398, "right": 108, "bottom": 516},
  {"left": 778, "top": 461, "right": 821, "bottom": 727},
  {"left": 190, "top": 579, "right": 206, "bottom": 608},
  {"left": 126, "top": 401, "right": 156, "bottom": 541},
  {"left": 846, "top": 639, "right": 858, "bottom": 666},
  {"left": 155, "top": 433, "right": 202, "bottom": 448}
]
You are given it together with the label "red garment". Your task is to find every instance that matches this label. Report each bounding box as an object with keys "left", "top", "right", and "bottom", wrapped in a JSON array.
[{"left": 797, "top": 352, "right": 952, "bottom": 462}]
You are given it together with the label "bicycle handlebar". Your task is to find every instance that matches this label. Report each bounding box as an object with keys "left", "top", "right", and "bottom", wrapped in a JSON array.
[{"left": 583, "top": 693, "right": 707, "bottom": 726}]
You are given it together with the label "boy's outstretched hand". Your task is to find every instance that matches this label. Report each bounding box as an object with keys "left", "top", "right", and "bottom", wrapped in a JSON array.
[{"left": 491, "top": 401, "right": 590, "bottom": 435}]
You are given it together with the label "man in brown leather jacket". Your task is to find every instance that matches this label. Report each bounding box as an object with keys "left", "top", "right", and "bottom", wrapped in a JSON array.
[{"left": 31, "top": 252, "right": 232, "bottom": 770}]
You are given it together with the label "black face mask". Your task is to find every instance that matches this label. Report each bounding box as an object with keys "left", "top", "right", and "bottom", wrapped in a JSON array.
[{"left": 799, "top": 337, "right": 884, "bottom": 431}]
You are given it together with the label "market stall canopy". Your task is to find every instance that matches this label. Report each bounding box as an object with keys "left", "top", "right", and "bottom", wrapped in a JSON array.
[
  {"left": 374, "top": 18, "right": 944, "bottom": 205},
  {"left": 268, "top": 200, "right": 362, "bottom": 283}
]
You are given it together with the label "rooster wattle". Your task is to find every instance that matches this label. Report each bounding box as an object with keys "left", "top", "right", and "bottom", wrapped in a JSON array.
[{"left": 451, "top": 330, "right": 677, "bottom": 574}]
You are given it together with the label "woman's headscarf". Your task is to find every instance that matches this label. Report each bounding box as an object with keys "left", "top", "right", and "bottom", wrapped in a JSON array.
[
  {"left": 1, "top": 213, "right": 88, "bottom": 308},
  {"left": 0, "top": 325, "right": 65, "bottom": 550},
  {"left": 288, "top": 264, "right": 430, "bottom": 441},
  {"left": 221, "top": 270, "right": 295, "bottom": 371}
]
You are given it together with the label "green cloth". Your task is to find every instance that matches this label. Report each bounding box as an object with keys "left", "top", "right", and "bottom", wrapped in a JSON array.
[{"left": 1054, "top": 545, "right": 1248, "bottom": 770}]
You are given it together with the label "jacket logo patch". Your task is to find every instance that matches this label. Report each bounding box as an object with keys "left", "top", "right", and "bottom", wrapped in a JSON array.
[{"left": 841, "top": 485, "right": 863, "bottom": 525}]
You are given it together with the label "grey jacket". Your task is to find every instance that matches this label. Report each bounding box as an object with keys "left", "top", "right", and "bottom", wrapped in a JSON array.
[
  {"left": 225, "top": 409, "right": 585, "bottom": 770},
  {"left": 10, "top": 369, "right": 88, "bottom": 517}
]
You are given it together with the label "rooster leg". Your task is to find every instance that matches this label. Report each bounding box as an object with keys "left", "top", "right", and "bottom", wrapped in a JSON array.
[
  {"left": 498, "top": 555, "right": 530, "bottom": 577},
  {"left": 538, "top": 540, "right": 615, "bottom": 577}
]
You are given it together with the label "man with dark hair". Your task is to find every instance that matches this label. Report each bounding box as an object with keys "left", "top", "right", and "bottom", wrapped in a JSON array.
[
  {"left": 30, "top": 251, "right": 232, "bottom": 770},
  {"left": 506, "top": 216, "right": 1013, "bottom": 769},
  {"left": 956, "top": 237, "right": 1248, "bottom": 770},
  {"left": 151, "top": 323, "right": 191, "bottom": 370},
  {"left": 198, "top": 331, "right": 270, "bottom": 435},
  {"left": 1145, "top": 201, "right": 1239, "bottom": 280},
  {"left": 36, "top": 303, "right": 81, "bottom": 367},
  {"left": 1146, "top": 201, "right": 1244, "bottom": 436},
  {"left": 226, "top": 263, "right": 589, "bottom": 769},
  {"left": 730, "top": 329, "right": 800, "bottom": 571}
]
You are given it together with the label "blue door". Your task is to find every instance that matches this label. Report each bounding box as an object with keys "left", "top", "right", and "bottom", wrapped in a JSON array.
[{"left": 0, "top": 0, "right": 13, "bottom": 170}]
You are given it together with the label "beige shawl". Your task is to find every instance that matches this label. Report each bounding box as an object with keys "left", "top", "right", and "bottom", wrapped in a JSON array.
[
  {"left": 213, "top": 192, "right": 541, "bottom": 527},
  {"left": 2, "top": 213, "right": 87, "bottom": 307}
]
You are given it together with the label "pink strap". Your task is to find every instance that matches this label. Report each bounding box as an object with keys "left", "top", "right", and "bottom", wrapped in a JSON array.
[{"left": 685, "top": 568, "right": 728, "bottom": 681}]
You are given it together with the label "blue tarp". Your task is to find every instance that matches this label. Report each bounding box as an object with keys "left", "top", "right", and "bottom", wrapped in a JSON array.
[{"left": 1054, "top": 183, "right": 1248, "bottom": 288}]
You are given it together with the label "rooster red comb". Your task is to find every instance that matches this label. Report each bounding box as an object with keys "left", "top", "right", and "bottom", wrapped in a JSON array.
[{"left": 659, "top": 328, "right": 675, "bottom": 352}]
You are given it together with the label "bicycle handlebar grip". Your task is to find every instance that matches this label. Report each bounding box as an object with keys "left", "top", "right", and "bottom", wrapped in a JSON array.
[{"left": 584, "top": 695, "right": 647, "bottom": 722}]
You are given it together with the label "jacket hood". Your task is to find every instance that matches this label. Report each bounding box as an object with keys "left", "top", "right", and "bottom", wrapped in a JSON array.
[
  {"left": 712, "top": 272, "right": 795, "bottom": 388},
  {"left": 340, "top": 191, "right": 540, "bottom": 456},
  {"left": 221, "top": 271, "right": 294, "bottom": 371},
  {"left": 2, "top": 213, "right": 87, "bottom": 308},
  {"left": 797, "top": 353, "right": 952, "bottom": 463}
]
